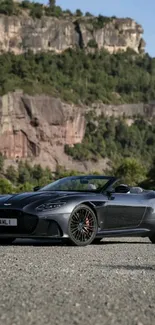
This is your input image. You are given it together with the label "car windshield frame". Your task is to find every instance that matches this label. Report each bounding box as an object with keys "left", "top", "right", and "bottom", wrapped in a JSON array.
[{"left": 39, "top": 175, "right": 117, "bottom": 193}]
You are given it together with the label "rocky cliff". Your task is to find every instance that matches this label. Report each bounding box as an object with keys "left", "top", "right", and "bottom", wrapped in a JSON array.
[
  {"left": 0, "top": 14, "right": 145, "bottom": 55},
  {"left": 0, "top": 91, "right": 155, "bottom": 172}
]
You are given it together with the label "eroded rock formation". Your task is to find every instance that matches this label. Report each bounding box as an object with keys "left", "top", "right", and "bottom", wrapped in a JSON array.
[
  {"left": 0, "top": 15, "right": 145, "bottom": 55},
  {"left": 0, "top": 91, "right": 86, "bottom": 170}
]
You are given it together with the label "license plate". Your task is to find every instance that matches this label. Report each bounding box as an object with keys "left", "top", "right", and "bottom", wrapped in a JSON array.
[{"left": 0, "top": 218, "right": 17, "bottom": 226}]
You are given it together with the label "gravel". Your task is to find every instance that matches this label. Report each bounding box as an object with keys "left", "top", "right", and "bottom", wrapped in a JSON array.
[{"left": 0, "top": 237, "right": 155, "bottom": 325}]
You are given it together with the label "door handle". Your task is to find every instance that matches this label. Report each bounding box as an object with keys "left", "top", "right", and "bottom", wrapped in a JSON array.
[{"left": 109, "top": 195, "right": 115, "bottom": 200}]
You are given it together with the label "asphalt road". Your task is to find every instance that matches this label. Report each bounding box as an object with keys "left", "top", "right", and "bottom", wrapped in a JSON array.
[{"left": 0, "top": 237, "right": 155, "bottom": 325}]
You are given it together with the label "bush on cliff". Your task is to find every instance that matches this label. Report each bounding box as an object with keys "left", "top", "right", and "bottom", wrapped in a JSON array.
[
  {"left": 30, "top": 3, "right": 43, "bottom": 19},
  {"left": 0, "top": 0, "right": 18, "bottom": 15}
]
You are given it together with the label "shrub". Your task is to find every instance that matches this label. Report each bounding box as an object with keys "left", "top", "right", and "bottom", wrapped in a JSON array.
[
  {"left": 87, "top": 39, "right": 98, "bottom": 48},
  {"left": 30, "top": 3, "right": 43, "bottom": 19}
]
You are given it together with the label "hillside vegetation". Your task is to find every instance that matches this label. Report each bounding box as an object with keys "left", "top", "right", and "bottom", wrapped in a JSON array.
[
  {"left": 0, "top": 49, "right": 155, "bottom": 104},
  {"left": 65, "top": 115, "right": 155, "bottom": 166}
]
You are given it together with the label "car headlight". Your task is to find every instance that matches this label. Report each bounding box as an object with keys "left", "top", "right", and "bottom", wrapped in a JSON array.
[{"left": 36, "top": 201, "right": 66, "bottom": 212}]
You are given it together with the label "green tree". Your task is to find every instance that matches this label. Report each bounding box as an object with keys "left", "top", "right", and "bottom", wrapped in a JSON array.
[
  {"left": 139, "top": 158, "right": 155, "bottom": 189},
  {"left": 44, "top": 167, "right": 52, "bottom": 180},
  {"left": 49, "top": 0, "right": 55, "bottom": 8},
  {"left": 55, "top": 164, "right": 81, "bottom": 179},
  {"left": 0, "top": 178, "right": 14, "bottom": 194},
  {"left": 32, "top": 164, "right": 44, "bottom": 182},
  {"left": 85, "top": 12, "right": 93, "bottom": 17},
  {"left": 16, "top": 182, "right": 33, "bottom": 193},
  {"left": 30, "top": 3, "right": 43, "bottom": 19},
  {"left": 75, "top": 9, "right": 83, "bottom": 16},
  {"left": 0, "top": 0, "right": 16, "bottom": 15},
  {"left": 5, "top": 165, "right": 18, "bottom": 184},
  {"left": 20, "top": 0, "right": 32, "bottom": 9},
  {"left": 18, "top": 161, "right": 31, "bottom": 184},
  {"left": 93, "top": 15, "right": 112, "bottom": 29},
  {"left": 115, "top": 158, "right": 146, "bottom": 186},
  {"left": 38, "top": 176, "right": 51, "bottom": 187},
  {"left": 45, "top": 4, "right": 62, "bottom": 17},
  {"left": 0, "top": 153, "right": 4, "bottom": 173},
  {"left": 64, "top": 9, "right": 72, "bottom": 16},
  {"left": 87, "top": 39, "right": 98, "bottom": 49}
]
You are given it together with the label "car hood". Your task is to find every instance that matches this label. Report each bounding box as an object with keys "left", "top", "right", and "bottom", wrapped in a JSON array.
[{"left": 0, "top": 190, "right": 98, "bottom": 209}]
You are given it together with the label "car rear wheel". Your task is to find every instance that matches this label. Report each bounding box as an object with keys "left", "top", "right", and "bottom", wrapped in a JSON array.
[
  {"left": 68, "top": 204, "right": 98, "bottom": 246},
  {"left": 0, "top": 238, "right": 15, "bottom": 245}
]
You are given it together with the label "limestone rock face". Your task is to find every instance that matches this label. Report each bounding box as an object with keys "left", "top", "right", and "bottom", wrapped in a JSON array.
[
  {"left": 0, "top": 91, "right": 155, "bottom": 172},
  {"left": 0, "top": 15, "right": 145, "bottom": 55},
  {"left": 79, "top": 18, "right": 145, "bottom": 53},
  {"left": 0, "top": 91, "right": 86, "bottom": 170}
]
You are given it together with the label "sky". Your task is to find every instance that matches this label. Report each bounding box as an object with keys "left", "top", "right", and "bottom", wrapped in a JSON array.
[{"left": 42, "top": 0, "right": 154, "bottom": 57}]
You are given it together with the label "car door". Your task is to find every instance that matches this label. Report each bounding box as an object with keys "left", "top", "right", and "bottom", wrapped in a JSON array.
[{"left": 102, "top": 193, "right": 147, "bottom": 229}]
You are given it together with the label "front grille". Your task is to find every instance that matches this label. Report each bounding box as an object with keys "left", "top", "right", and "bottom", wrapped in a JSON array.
[{"left": 0, "top": 209, "right": 38, "bottom": 234}]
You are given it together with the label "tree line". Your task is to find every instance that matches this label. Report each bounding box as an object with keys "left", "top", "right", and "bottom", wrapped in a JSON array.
[
  {"left": 65, "top": 115, "right": 155, "bottom": 165},
  {"left": 0, "top": 151, "right": 155, "bottom": 194},
  {"left": 0, "top": 49, "right": 155, "bottom": 104},
  {"left": 0, "top": 0, "right": 93, "bottom": 18}
]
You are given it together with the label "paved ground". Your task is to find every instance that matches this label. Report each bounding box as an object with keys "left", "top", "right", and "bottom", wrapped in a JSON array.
[{"left": 0, "top": 237, "right": 155, "bottom": 325}]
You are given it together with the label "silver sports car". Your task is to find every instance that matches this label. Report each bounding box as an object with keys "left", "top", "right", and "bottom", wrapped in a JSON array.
[{"left": 0, "top": 175, "right": 155, "bottom": 246}]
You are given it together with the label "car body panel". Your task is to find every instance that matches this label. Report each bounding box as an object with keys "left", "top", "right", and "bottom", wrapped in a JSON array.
[{"left": 101, "top": 193, "right": 147, "bottom": 229}]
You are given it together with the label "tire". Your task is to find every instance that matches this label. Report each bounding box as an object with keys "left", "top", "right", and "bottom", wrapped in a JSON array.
[
  {"left": 92, "top": 238, "right": 103, "bottom": 245},
  {"left": 68, "top": 204, "right": 98, "bottom": 246},
  {"left": 0, "top": 238, "right": 15, "bottom": 245},
  {"left": 149, "top": 234, "right": 155, "bottom": 243}
]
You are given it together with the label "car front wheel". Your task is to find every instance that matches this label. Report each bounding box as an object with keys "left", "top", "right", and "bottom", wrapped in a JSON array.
[
  {"left": 68, "top": 204, "right": 98, "bottom": 246},
  {"left": 149, "top": 234, "right": 155, "bottom": 244}
]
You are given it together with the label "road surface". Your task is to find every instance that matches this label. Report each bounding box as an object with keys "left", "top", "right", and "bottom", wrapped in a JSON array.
[{"left": 0, "top": 237, "right": 155, "bottom": 325}]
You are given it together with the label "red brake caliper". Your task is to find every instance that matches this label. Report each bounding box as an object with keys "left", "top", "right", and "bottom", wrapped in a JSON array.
[{"left": 85, "top": 212, "right": 90, "bottom": 229}]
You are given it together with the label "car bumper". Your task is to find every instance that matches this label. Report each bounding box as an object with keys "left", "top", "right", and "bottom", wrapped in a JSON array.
[{"left": 0, "top": 209, "right": 70, "bottom": 239}]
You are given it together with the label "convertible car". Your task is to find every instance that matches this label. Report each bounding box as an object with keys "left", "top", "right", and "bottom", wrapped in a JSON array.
[{"left": 0, "top": 175, "right": 155, "bottom": 246}]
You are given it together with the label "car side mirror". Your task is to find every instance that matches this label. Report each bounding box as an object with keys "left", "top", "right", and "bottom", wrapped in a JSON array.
[
  {"left": 33, "top": 186, "right": 41, "bottom": 192},
  {"left": 115, "top": 185, "right": 130, "bottom": 193}
]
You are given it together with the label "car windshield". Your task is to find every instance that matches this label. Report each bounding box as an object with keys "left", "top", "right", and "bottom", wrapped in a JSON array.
[{"left": 40, "top": 176, "right": 114, "bottom": 192}]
